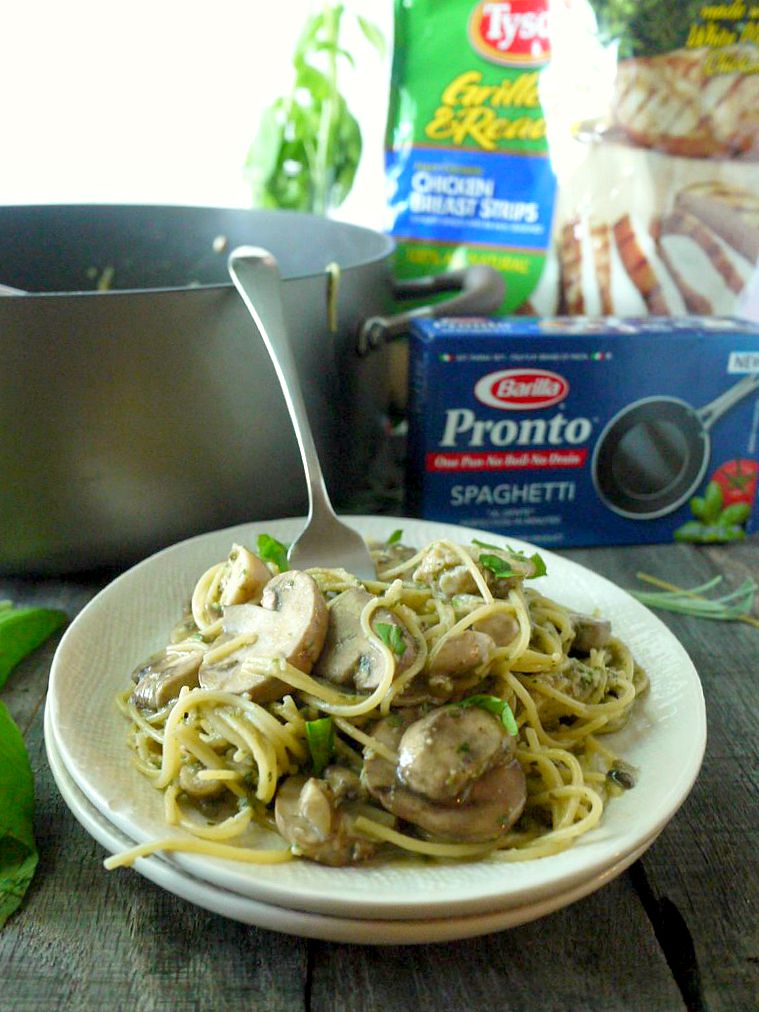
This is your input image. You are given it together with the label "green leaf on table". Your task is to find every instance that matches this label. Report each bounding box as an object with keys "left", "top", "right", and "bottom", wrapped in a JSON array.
[
  {"left": 0, "top": 700, "right": 38, "bottom": 928},
  {"left": 0, "top": 607, "right": 67, "bottom": 691}
]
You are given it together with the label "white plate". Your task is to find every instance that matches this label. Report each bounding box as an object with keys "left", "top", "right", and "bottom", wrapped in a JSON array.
[
  {"left": 44, "top": 701, "right": 660, "bottom": 945},
  {"left": 48, "top": 516, "right": 705, "bottom": 921}
]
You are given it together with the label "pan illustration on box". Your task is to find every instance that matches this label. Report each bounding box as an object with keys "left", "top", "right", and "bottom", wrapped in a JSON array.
[{"left": 592, "top": 373, "right": 759, "bottom": 523}]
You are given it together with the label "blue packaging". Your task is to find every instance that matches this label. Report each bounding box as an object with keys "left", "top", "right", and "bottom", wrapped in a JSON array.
[{"left": 406, "top": 316, "right": 759, "bottom": 546}]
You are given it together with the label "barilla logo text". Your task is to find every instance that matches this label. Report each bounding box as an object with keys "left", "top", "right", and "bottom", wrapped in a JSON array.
[
  {"left": 474, "top": 368, "right": 568, "bottom": 409},
  {"left": 468, "top": 0, "right": 551, "bottom": 67},
  {"left": 440, "top": 367, "right": 590, "bottom": 452}
]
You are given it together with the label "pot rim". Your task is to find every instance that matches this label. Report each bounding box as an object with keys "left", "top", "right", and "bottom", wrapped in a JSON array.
[{"left": 0, "top": 203, "right": 397, "bottom": 296}]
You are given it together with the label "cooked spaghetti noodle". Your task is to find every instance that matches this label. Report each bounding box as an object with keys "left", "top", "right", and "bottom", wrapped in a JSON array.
[{"left": 107, "top": 535, "right": 648, "bottom": 870}]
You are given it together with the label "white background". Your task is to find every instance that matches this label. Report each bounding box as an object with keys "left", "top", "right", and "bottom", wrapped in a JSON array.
[{"left": 1, "top": 1, "right": 393, "bottom": 229}]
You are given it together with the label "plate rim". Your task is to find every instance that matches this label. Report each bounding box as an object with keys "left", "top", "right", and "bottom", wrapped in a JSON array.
[{"left": 44, "top": 700, "right": 662, "bottom": 944}]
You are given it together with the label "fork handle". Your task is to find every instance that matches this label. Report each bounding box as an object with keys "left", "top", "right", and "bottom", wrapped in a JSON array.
[{"left": 227, "top": 246, "right": 331, "bottom": 522}]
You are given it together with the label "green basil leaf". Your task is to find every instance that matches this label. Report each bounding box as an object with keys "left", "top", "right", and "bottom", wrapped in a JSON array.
[
  {"left": 256, "top": 534, "right": 289, "bottom": 573},
  {"left": 476, "top": 541, "right": 546, "bottom": 580},
  {"left": 460, "top": 694, "right": 519, "bottom": 737},
  {"left": 374, "top": 622, "right": 406, "bottom": 657},
  {"left": 305, "top": 717, "right": 335, "bottom": 776},
  {"left": 0, "top": 701, "right": 38, "bottom": 928},
  {"left": 478, "top": 553, "right": 515, "bottom": 579},
  {"left": 0, "top": 608, "right": 67, "bottom": 691},
  {"left": 528, "top": 552, "right": 548, "bottom": 578},
  {"left": 387, "top": 529, "right": 403, "bottom": 546}
]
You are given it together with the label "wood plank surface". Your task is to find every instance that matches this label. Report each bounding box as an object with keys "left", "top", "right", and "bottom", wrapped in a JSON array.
[
  {"left": 1, "top": 539, "right": 757, "bottom": 1011},
  {"left": 563, "top": 540, "right": 759, "bottom": 1012}
]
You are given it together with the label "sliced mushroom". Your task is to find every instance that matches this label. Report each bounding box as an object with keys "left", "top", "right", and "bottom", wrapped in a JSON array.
[
  {"left": 569, "top": 612, "right": 612, "bottom": 655},
  {"left": 130, "top": 649, "right": 202, "bottom": 710},
  {"left": 363, "top": 705, "right": 526, "bottom": 843},
  {"left": 472, "top": 611, "right": 520, "bottom": 647},
  {"left": 274, "top": 770, "right": 378, "bottom": 866},
  {"left": 313, "top": 587, "right": 416, "bottom": 692},
  {"left": 198, "top": 570, "right": 328, "bottom": 701},
  {"left": 219, "top": 544, "right": 272, "bottom": 605},
  {"left": 427, "top": 629, "right": 495, "bottom": 679}
]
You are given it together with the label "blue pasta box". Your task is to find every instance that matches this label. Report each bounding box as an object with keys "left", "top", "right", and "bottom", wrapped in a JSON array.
[{"left": 405, "top": 316, "right": 759, "bottom": 547}]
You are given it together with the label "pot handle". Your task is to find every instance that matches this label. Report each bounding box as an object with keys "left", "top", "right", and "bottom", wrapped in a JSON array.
[{"left": 356, "top": 265, "right": 505, "bottom": 355}]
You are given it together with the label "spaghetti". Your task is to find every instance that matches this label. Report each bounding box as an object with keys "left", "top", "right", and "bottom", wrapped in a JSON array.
[{"left": 107, "top": 535, "right": 648, "bottom": 870}]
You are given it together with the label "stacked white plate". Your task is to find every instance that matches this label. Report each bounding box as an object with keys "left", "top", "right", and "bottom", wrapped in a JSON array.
[{"left": 45, "top": 517, "right": 706, "bottom": 945}]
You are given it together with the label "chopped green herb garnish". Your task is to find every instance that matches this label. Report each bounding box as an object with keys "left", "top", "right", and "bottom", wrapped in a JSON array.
[
  {"left": 256, "top": 533, "right": 289, "bottom": 573},
  {"left": 460, "top": 694, "right": 519, "bottom": 736},
  {"left": 305, "top": 717, "right": 335, "bottom": 776},
  {"left": 387, "top": 529, "right": 403, "bottom": 545},
  {"left": 478, "top": 554, "right": 515, "bottom": 579},
  {"left": 473, "top": 540, "right": 547, "bottom": 579},
  {"left": 526, "top": 552, "right": 547, "bottom": 577},
  {"left": 374, "top": 621, "right": 406, "bottom": 657}
]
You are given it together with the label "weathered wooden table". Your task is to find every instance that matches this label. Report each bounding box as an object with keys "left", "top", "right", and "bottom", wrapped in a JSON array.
[{"left": 1, "top": 536, "right": 757, "bottom": 1011}]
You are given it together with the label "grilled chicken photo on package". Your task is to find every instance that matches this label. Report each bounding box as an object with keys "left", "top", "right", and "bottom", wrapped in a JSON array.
[{"left": 537, "top": 0, "right": 759, "bottom": 319}]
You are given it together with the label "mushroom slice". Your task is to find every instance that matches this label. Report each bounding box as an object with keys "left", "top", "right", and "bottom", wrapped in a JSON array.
[
  {"left": 569, "top": 612, "right": 612, "bottom": 655},
  {"left": 130, "top": 649, "right": 202, "bottom": 710},
  {"left": 219, "top": 544, "right": 272, "bottom": 605},
  {"left": 274, "top": 772, "right": 378, "bottom": 866},
  {"left": 363, "top": 705, "right": 526, "bottom": 843},
  {"left": 427, "top": 629, "right": 495, "bottom": 678},
  {"left": 198, "top": 570, "right": 328, "bottom": 701},
  {"left": 313, "top": 587, "right": 416, "bottom": 692},
  {"left": 472, "top": 611, "right": 519, "bottom": 647}
]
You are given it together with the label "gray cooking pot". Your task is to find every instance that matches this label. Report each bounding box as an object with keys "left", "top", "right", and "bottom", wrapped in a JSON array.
[{"left": 0, "top": 204, "right": 503, "bottom": 574}]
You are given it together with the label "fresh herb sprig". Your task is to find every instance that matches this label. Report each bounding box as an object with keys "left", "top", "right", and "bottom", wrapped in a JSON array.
[
  {"left": 245, "top": 1, "right": 384, "bottom": 215},
  {"left": 630, "top": 573, "right": 759, "bottom": 628}
]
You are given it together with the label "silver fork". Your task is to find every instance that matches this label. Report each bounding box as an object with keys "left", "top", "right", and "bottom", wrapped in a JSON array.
[{"left": 227, "top": 246, "right": 376, "bottom": 582}]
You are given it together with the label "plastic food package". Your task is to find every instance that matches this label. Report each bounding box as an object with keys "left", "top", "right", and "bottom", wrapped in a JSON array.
[{"left": 384, "top": 0, "right": 759, "bottom": 317}]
